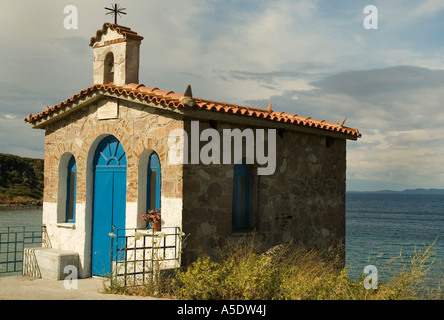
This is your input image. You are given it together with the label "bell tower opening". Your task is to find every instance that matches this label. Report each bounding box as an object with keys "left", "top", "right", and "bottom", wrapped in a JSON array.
[{"left": 104, "top": 52, "right": 115, "bottom": 84}]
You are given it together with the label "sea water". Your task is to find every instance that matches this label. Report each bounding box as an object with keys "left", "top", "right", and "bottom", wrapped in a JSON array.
[
  {"left": 0, "top": 207, "right": 42, "bottom": 228},
  {"left": 346, "top": 192, "right": 444, "bottom": 285},
  {"left": 0, "top": 206, "right": 43, "bottom": 277}
]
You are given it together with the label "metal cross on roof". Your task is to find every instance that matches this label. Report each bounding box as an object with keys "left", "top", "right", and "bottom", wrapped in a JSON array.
[{"left": 105, "top": 3, "right": 127, "bottom": 25}]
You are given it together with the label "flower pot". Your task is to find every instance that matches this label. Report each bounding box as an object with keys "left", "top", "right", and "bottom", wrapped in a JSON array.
[{"left": 153, "top": 221, "right": 161, "bottom": 232}]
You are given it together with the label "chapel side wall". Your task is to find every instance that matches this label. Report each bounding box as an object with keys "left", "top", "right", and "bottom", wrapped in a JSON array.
[
  {"left": 42, "top": 99, "right": 183, "bottom": 278},
  {"left": 181, "top": 120, "right": 347, "bottom": 266}
]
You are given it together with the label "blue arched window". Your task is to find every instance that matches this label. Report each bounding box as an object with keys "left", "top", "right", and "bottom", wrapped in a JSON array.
[
  {"left": 66, "top": 156, "right": 77, "bottom": 223},
  {"left": 147, "top": 152, "right": 161, "bottom": 211},
  {"left": 233, "top": 163, "right": 250, "bottom": 230}
]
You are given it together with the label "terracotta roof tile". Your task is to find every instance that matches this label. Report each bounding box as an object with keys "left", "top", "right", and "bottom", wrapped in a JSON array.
[
  {"left": 90, "top": 23, "right": 144, "bottom": 47},
  {"left": 25, "top": 83, "right": 361, "bottom": 138}
]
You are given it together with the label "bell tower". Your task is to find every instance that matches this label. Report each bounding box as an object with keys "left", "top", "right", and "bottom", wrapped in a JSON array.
[{"left": 89, "top": 23, "right": 144, "bottom": 86}]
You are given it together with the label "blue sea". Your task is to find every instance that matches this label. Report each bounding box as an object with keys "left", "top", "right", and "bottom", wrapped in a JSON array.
[
  {"left": 346, "top": 192, "right": 444, "bottom": 284},
  {"left": 1, "top": 193, "right": 443, "bottom": 286}
]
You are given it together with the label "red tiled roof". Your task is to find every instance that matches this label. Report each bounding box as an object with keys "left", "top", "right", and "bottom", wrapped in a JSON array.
[
  {"left": 90, "top": 23, "right": 144, "bottom": 47},
  {"left": 24, "top": 83, "right": 361, "bottom": 139}
]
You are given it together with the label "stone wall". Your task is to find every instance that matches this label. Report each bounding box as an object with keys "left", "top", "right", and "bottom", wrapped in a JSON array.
[
  {"left": 42, "top": 97, "right": 183, "bottom": 277},
  {"left": 41, "top": 94, "right": 348, "bottom": 276},
  {"left": 181, "top": 119, "right": 347, "bottom": 265}
]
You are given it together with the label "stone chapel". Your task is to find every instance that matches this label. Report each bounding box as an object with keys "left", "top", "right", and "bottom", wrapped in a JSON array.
[{"left": 25, "top": 23, "right": 360, "bottom": 279}]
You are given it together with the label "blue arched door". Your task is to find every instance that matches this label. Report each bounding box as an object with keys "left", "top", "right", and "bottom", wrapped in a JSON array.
[{"left": 92, "top": 136, "right": 127, "bottom": 276}]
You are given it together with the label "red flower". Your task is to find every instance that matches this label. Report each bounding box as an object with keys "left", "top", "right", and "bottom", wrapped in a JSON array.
[{"left": 141, "top": 209, "right": 161, "bottom": 226}]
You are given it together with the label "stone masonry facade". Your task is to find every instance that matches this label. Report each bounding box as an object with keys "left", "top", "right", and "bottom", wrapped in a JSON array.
[
  {"left": 41, "top": 94, "right": 348, "bottom": 276},
  {"left": 42, "top": 97, "right": 184, "bottom": 277},
  {"left": 181, "top": 120, "right": 347, "bottom": 265}
]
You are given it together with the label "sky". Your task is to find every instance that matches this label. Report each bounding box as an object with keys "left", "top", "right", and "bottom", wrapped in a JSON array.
[{"left": 1, "top": 0, "right": 444, "bottom": 191}]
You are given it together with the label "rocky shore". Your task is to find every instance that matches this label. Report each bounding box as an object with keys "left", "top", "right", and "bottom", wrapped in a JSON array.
[{"left": 0, "top": 201, "right": 42, "bottom": 208}]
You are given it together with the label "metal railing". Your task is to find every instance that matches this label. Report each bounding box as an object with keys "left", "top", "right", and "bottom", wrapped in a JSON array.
[
  {"left": 110, "top": 226, "right": 183, "bottom": 286},
  {"left": 0, "top": 226, "right": 45, "bottom": 275}
]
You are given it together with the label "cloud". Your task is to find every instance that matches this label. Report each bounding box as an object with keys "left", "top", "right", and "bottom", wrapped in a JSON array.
[
  {"left": 242, "top": 65, "right": 444, "bottom": 190},
  {"left": 0, "top": 116, "right": 44, "bottom": 158},
  {"left": 387, "top": 0, "right": 444, "bottom": 22},
  {"left": 51, "top": 36, "right": 90, "bottom": 55},
  {"left": 200, "top": 0, "right": 339, "bottom": 72},
  {"left": 312, "top": 66, "right": 444, "bottom": 96},
  {"left": 3, "top": 114, "right": 16, "bottom": 120},
  {"left": 302, "top": 66, "right": 444, "bottom": 189},
  {"left": 0, "top": 80, "right": 78, "bottom": 123},
  {"left": 0, "top": 0, "right": 443, "bottom": 190}
]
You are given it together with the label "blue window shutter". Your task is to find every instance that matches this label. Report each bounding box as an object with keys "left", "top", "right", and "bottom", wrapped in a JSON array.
[
  {"left": 147, "top": 152, "right": 161, "bottom": 211},
  {"left": 233, "top": 163, "right": 250, "bottom": 230},
  {"left": 66, "top": 156, "right": 77, "bottom": 223}
]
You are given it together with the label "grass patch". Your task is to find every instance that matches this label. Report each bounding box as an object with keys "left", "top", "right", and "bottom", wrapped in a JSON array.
[{"left": 105, "top": 238, "right": 444, "bottom": 300}]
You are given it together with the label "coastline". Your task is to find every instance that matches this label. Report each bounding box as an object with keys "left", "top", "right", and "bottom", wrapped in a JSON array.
[{"left": 0, "top": 201, "right": 42, "bottom": 209}]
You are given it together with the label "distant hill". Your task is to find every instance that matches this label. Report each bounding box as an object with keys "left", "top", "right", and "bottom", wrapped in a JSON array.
[
  {"left": 0, "top": 153, "right": 44, "bottom": 206},
  {"left": 400, "top": 188, "right": 444, "bottom": 195},
  {"left": 348, "top": 188, "right": 444, "bottom": 195}
]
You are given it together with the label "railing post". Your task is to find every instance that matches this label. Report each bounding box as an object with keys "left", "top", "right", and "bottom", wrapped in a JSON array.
[
  {"left": 110, "top": 226, "right": 114, "bottom": 285},
  {"left": 0, "top": 226, "right": 44, "bottom": 275},
  {"left": 106, "top": 227, "right": 182, "bottom": 287}
]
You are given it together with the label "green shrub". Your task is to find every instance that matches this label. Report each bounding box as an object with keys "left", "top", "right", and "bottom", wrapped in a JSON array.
[{"left": 105, "top": 239, "right": 443, "bottom": 300}]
